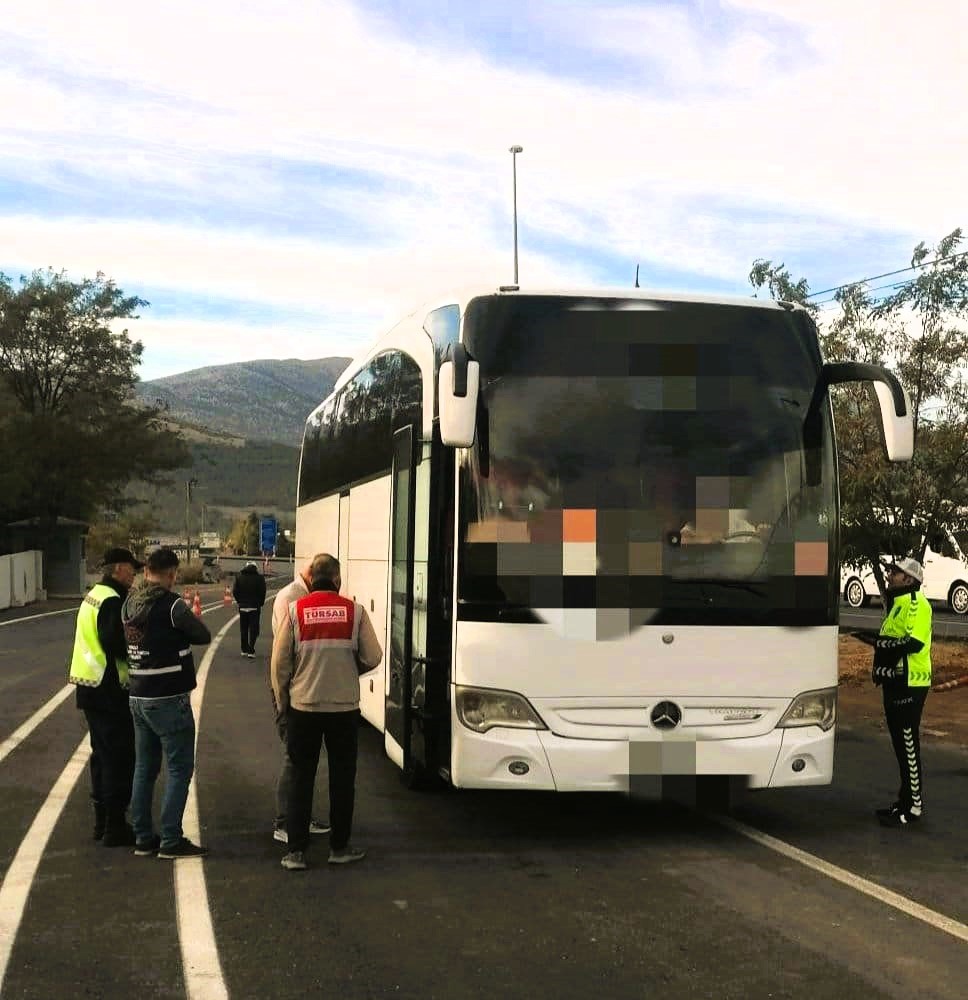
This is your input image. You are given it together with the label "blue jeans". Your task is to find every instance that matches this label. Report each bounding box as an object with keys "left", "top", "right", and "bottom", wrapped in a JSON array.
[{"left": 130, "top": 693, "right": 196, "bottom": 848}]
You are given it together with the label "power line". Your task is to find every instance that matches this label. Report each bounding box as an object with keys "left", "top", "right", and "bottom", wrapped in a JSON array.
[
  {"left": 813, "top": 277, "right": 913, "bottom": 308},
  {"left": 805, "top": 248, "right": 968, "bottom": 300}
]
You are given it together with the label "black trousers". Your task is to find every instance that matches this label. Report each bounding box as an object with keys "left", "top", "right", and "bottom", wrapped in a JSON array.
[
  {"left": 286, "top": 708, "right": 358, "bottom": 853},
  {"left": 882, "top": 684, "right": 929, "bottom": 814},
  {"left": 239, "top": 609, "right": 261, "bottom": 653},
  {"left": 83, "top": 705, "right": 136, "bottom": 810}
]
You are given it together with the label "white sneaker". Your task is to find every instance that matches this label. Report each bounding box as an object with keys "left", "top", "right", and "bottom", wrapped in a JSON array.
[
  {"left": 328, "top": 845, "right": 366, "bottom": 864},
  {"left": 274, "top": 819, "right": 330, "bottom": 843},
  {"left": 281, "top": 851, "right": 307, "bottom": 871}
]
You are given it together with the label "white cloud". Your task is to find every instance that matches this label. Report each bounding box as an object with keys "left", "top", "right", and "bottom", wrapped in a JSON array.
[{"left": 1, "top": 0, "right": 967, "bottom": 375}]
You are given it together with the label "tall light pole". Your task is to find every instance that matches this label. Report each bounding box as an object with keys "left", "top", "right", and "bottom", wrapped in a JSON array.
[
  {"left": 509, "top": 145, "right": 523, "bottom": 284},
  {"left": 185, "top": 478, "right": 198, "bottom": 562}
]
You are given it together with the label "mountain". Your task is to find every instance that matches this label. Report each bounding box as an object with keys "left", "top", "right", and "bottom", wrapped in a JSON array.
[
  {"left": 126, "top": 421, "right": 301, "bottom": 537},
  {"left": 136, "top": 357, "right": 351, "bottom": 446}
]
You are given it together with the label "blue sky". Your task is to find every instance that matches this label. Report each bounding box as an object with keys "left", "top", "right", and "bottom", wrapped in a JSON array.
[{"left": 1, "top": 0, "right": 964, "bottom": 380}]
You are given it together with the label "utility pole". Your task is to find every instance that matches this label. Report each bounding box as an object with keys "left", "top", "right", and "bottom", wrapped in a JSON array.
[
  {"left": 185, "top": 478, "right": 198, "bottom": 562},
  {"left": 509, "top": 145, "right": 523, "bottom": 284}
]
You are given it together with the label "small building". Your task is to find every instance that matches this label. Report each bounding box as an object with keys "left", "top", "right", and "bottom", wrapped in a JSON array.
[{"left": 3, "top": 517, "right": 88, "bottom": 599}]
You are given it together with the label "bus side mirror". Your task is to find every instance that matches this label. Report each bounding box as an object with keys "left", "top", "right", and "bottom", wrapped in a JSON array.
[
  {"left": 821, "top": 362, "right": 913, "bottom": 462},
  {"left": 438, "top": 344, "right": 480, "bottom": 447}
]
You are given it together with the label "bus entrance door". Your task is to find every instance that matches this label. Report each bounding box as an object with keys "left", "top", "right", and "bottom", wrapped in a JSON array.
[{"left": 386, "top": 426, "right": 420, "bottom": 779}]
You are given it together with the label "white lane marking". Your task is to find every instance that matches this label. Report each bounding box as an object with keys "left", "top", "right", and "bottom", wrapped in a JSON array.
[
  {"left": 0, "top": 685, "right": 75, "bottom": 765},
  {"left": 0, "top": 599, "right": 240, "bottom": 765},
  {"left": 0, "top": 735, "right": 91, "bottom": 993},
  {"left": 718, "top": 815, "right": 968, "bottom": 944},
  {"left": 173, "top": 592, "right": 282, "bottom": 999},
  {"left": 174, "top": 616, "right": 235, "bottom": 1000},
  {"left": 0, "top": 598, "right": 227, "bottom": 627},
  {"left": 0, "top": 607, "right": 75, "bottom": 626},
  {"left": 0, "top": 600, "right": 236, "bottom": 997}
]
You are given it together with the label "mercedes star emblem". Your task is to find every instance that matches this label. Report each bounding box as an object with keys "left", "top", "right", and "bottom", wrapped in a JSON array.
[{"left": 650, "top": 701, "right": 682, "bottom": 730}]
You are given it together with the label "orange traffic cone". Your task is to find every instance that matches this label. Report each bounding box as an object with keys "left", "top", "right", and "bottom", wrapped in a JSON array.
[
  {"left": 223, "top": 586, "right": 232, "bottom": 607},
  {"left": 192, "top": 590, "right": 202, "bottom": 617}
]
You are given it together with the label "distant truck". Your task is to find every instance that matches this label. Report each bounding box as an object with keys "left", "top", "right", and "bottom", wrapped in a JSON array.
[{"left": 841, "top": 528, "right": 968, "bottom": 614}]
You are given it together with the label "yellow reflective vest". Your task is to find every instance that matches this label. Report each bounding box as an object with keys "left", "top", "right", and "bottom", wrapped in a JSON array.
[
  {"left": 69, "top": 583, "right": 130, "bottom": 688},
  {"left": 878, "top": 589, "right": 932, "bottom": 687}
]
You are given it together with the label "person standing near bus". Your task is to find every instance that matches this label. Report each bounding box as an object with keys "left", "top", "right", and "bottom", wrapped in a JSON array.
[
  {"left": 233, "top": 561, "right": 267, "bottom": 657},
  {"left": 68, "top": 547, "right": 143, "bottom": 847},
  {"left": 268, "top": 553, "right": 333, "bottom": 844},
  {"left": 123, "top": 547, "right": 212, "bottom": 858},
  {"left": 270, "top": 554, "right": 382, "bottom": 871},
  {"left": 856, "top": 557, "right": 932, "bottom": 827}
]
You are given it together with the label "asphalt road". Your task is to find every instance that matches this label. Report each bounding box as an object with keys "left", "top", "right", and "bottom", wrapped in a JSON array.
[
  {"left": 1, "top": 595, "right": 966, "bottom": 999},
  {"left": 841, "top": 602, "right": 968, "bottom": 639}
]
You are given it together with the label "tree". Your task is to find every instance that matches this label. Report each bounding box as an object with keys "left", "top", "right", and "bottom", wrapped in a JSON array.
[
  {"left": 226, "top": 513, "right": 261, "bottom": 555},
  {"left": 749, "top": 232, "right": 968, "bottom": 593},
  {"left": 0, "top": 269, "right": 190, "bottom": 565},
  {"left": 85, "top": 511, "right": 160, "bottom": 569}
]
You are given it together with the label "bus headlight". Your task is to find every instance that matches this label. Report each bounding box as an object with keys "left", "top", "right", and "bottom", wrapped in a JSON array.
[
  {"left": 777, "top": 688, "right": 837, "bottom": 732},
  {"left": 455, "top": 686, "right": 547, "bottom": 734}
]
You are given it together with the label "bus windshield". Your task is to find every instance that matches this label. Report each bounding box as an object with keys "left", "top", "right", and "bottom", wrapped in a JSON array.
[{"left": 458, "top": 295, "right": 838, "bottom": 631}]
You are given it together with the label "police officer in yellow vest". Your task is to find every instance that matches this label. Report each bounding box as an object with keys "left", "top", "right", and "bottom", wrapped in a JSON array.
[
  {"left": 857, "top": 556, "right": 932, "bottom": 827},
  {"left": 69, "top": 547, "right": 143, "bottom": 846}
]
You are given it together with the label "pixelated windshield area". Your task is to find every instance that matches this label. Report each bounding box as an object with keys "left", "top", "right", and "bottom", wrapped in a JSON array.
[{"left": 458, "top": 297, "right": 837, "bottom": 634}]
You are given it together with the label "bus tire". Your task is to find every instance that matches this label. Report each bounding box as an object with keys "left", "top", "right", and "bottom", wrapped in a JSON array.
[
  {"left": 949, "top": 582, "right": 968, "bottom": 615},
  {"left": 843, "top": 576, "right": 869, "bottom": 609}
]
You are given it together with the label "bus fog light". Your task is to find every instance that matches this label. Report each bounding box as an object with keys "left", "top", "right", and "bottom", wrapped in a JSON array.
[
  {"left": 791, "top": 758, "right": 806, "bottom": 773},
  {"left": 777, "top": 688, "right": 837, "bottom": 732},
  {"left": 508, "top": 761, "right": 530, "bottom": 776},
  {"left": 455, "top": 686, "right": 547, "bottom": 734}
]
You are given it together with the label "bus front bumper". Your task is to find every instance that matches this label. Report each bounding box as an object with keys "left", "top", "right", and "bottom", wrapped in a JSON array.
[{"left": 449, "top": 725, "right": 834, "bottom": 793}]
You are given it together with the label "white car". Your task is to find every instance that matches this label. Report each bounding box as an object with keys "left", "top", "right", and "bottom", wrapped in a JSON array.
[{"left": 841, "top": 533, "right": 968, "bottom": 614}]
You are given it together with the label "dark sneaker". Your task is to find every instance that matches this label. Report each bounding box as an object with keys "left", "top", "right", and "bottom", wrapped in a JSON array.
[
  {"left": 878, "top": 810, "right": 921, "bottom": 827},
  {"left": 310, "top": 819, "right": 331, "bottom": 835},
  {"left": 158, "top": 838, "right": 209, "bottom": 859},
  {"left": 281, "top": 851, "right": 307, "bottom": 871},
  {"left": 328, "top": 845, "right": 366, "bottom": 865},
  {"left": 875, "top": 802, "right": 902, "bottom": 819},
  {"left": 134, "top": 835, "right": 162, "bottom": 857}
]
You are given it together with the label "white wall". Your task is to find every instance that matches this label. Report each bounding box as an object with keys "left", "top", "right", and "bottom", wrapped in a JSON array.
[
  {"left": 0, "top": 551, "right": 42, "bottom": 609},
  {"left": 0, "top": 557, "right": 11, "bottom": 609}
]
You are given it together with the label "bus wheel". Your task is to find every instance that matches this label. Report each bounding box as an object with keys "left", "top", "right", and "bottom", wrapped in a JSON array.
[
  {"left": 844, "top": 577, "right": 869, "bottom": 609},
  {"left": 949, "top": 582, "right": 968, "bottom": 615}
]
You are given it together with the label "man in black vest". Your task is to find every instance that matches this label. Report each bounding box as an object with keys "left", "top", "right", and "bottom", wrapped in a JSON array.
[{"left": 123, "top": 547, "right": 211, "bottom": 858}]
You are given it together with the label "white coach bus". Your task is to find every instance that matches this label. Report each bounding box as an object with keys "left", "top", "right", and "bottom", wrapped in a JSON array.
[{"left": 295, "top": 288, "right": 912, "bottom": 802}]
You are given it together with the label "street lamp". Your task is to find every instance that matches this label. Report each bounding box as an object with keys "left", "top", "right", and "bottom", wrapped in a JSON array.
[
  {"left": 509, "top": 145, "right": 523, "bottom": 284},
  {"left": 185, "top": 478, "right": 198, "bottom": 562}
]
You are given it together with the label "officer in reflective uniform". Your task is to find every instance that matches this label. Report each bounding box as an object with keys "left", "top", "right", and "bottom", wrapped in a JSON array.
[
  {"left": 856, "top": 556, "right": 932, "bottom": 827},
  {"left": 68, "top": 547, "right": 142, "bottom": 845}
]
